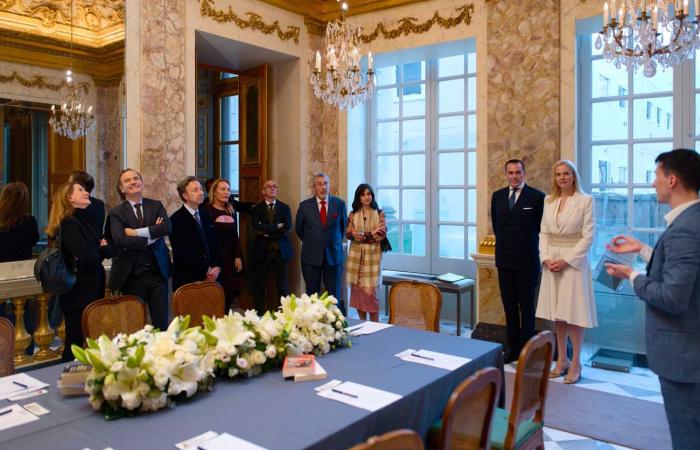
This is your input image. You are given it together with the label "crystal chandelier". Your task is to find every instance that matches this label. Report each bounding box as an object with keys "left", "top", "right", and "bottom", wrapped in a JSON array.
[
  {"left": 309, "top": 1, "right": 375, "bottom": 110},
  {"left": 597, "top": 0, "right": 700, "bottom": 77},
  {"left": 49, "top": 0, "right": 95, "bottom": 139}
]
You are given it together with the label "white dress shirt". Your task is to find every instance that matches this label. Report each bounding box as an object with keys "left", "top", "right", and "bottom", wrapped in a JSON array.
[
  {"left": 128, "top": 199, "right": 156, "bottom": 245},
  {"left": 509, "top": 181, "right": 526, "bottom": 204}
]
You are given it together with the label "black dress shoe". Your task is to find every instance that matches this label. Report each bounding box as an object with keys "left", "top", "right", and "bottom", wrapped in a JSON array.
[{"left": 503, "top": 351, "right": 519, "bottom": 364}]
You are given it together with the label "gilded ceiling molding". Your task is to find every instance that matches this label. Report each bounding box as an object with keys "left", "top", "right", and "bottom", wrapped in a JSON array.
[
  {"left": 0, "top": 0, "right": 123, "bottom": 31},
  {"left": 198, "top": 0, "right": 300, "bottom": 44},
  {"left": 304, "top": 17, "right": 325, "bottom": 37},
  {"left": 0, "top": 71, "right": 90, "bottom": 93},
  {"left": 359, "top": 4, "right": 475, "bottom": 43}
]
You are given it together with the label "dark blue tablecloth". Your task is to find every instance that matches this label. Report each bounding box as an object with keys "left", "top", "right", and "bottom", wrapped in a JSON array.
[{"left": 1, "top": 323, "right": 502, "bottom": 450}]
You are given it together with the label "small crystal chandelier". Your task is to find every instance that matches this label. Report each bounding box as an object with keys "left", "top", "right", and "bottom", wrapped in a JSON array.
[
  {"left": 49, "top": 0, "right": 95, "bottom": 139},
  {"left": 597, "top": 0, "right": 700, "bottom": 77},
  {"left": 309, "top": 1, "right": 375, "bottom": 110}
]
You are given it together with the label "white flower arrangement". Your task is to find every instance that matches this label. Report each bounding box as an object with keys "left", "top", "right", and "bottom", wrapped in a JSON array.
[{"left": 72, "top": 292, "right": 350, "bottom": 419}]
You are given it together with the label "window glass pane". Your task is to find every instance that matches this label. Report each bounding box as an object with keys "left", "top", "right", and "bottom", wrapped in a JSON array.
[
  {"left": 439, "top": 54, "right": 464, "bottom": 78},
  {"left": 467, "top": 188, "right": 476, "bottom": 223},
  {"left": 402, "top": 119, "right": 425, "bottom": 151},
  {"left": 633, "top": 142, "right": 671, "bottom": 183},
  {"left": 439, "top": 225, "right": 464, "bottom": 258},
  {"left": 376, "top": 121, "right": 399, "bottom": 154},
  {"left": 402, "top": 189, "right": 425, "bottom": 220},
  {"left": 376, "top": 65, "right": 397, "bottom": 86},
  {"left": 403, "top": 83, "right": 426, "bottom": 116},
  {"left": 590, "top": 187, "right": 628, "bottom": 264},
  {"left": 439, "top": 116, "right": 464, "bottom": 149},
  {"left": 439, "top": 152, "right": 464, "bottom": 185},
  {"left": 467, "top": 77, "right": 476, "bottom": 111},
  {"left": 439, "top": 189, "right": 464, "bottom": 221},
  {"left": 385, "top": 221, "right": 399, "bottom": 253},
  {"left": 221, "top": 144, "right": 239, "bottom": 192},
  {"left": 402, "top": 61, "right": 425, "bottom": 82},
  {"left": 220, "top": 96, "right": 239, "bottom": 141},
  {"left": 376, "top": 189, "right": 399, "bottom": 218},
  {"left": 591, "top": 101, "right": 628, "bottom": 140},
  {"left": 633, "top": 97, "right": 672, "bottom": 139},
  {"left": 439, "top": 79, "right": 464, "bottom": 113},
  {"left": 592, "top": 59, "right": 626, "bottom": 98},
  {"left": 633, "top": 68, "right": 673, "bottom": 95},
  {"left": 402, "top": 154, "right": 425, "bottom": 186},
  {"left": 376, "top": 88, "right": 399, "bottom": 119},
  {"left": 377, "top": 155, "right": 399, "bottom": 185},
  {"left": 467, "top": 53, "right": 476, "bottom": 74},
  {"left": 467, "top": 113, "right": 476, "bottom": 148},
  {"left": 467, "top": 226, "right": 477, "bottom": 259},
  {"left": 467, "top": 151, "right": 477, "bottom": 185},
  {"left": 632, "top": 230, "right": 663, "bottom": 260},
  {"left": 591, "top": 144, "right": 627, "bottom": 184},
  {"left": 403, "top": 223, "right": 425, "bottom": 256},
  {"left": 633, "top": 188, "right": 671, "bottom": 228}
]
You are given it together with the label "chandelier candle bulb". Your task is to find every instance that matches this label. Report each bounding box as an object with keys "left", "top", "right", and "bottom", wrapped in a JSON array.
[
  {"left": 604, "top": 2, "right": 609, "bottom": 26},
  {"left": 641, "top": 0, "right": 646, "bottom": 13},
  {"left": 315, "top": 51, "right": 321, "bottom": 72},
  {"left": 368, "top": 51, "right": 373, "bottom": 70},
  {"left": 684, "top": 0, "right": 689, "bottom": 13},
  {"left": 611, "top": 0, "right": 617, "bottom": 18},
  {"left": 696, "top": 0, "right": 699, "bottom": 15}
]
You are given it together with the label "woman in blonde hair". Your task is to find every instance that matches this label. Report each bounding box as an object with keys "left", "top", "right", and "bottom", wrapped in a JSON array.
[
  {"left": 536, "top": 160, "right": 596, "bottom": 384},
  {"left": 204, "top": 179, "right": 242, "bottom": 312},
  {"left": 47, "top": 182, "right": 107, "bottom": 361}
]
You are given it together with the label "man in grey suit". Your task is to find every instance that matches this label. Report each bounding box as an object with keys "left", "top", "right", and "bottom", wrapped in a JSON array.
[
  {"left": 606, "top": 148, "right": 700, "bottom": 449},
  {"left": 295, "top": 173, "right": 348, "bottom": 314}
]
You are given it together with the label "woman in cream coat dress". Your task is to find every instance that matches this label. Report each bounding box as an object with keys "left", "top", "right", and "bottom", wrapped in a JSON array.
[{"left": 536, "top": 160, "right": 597, "bottom": 384}]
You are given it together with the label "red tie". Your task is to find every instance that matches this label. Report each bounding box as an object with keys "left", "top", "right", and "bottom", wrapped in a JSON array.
[{"left": 320, "top": 200, "right": 327, "bottom": 226}]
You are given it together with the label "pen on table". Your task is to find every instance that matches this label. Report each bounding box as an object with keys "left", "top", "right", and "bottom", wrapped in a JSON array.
[
  {"left": 410, "top": 352, "right": 435, "bottom": 361},
  {"left": 331, "top": 388, "right": 359, "bottom": 399},
  {"left": 345, "top": 324, "right": 364, "bottom": 332},
  {"left": 12, "top": 381, "right": 28, "bottom": 389},
  {"left": 0, "top": 407, "right": 12, "bottom": 417}
]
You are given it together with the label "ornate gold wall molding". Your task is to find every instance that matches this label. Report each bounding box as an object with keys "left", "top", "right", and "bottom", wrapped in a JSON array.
[
  {"left": 359, "top": 4, "right": 475, "bottom": 43},
  {"left": 0, "top": 71, "right": 90, "bottom": 93},
  {"left": 0, "top": 0, "right": 124, "bottom": 32},
  {"left": 304, "top": 16, "right": 325, "bottom": 37},
  {"left": 198, "top": 0, "right": 300, "bottom": 44}
]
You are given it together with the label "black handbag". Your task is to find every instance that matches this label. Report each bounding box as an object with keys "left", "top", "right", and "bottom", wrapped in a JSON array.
[
  {"left": 34, "top": 224, "right": 76, "bottom": 294},
  {"left": 380, "top": 237, "right": 392, "bottom": 253}
]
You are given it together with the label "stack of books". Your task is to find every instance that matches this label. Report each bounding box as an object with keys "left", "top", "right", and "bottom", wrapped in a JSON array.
[
  {"left": 56, "top": 362, "right": 91, "bottom": 395},
  {"left": 282, "top": 355, "right": 327, "bottom": 382}
]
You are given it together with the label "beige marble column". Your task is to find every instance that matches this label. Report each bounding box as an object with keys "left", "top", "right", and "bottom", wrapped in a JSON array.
[
  {"left": 476, "top": 0, "right": 562, "bottom": 332},
  {"left": 136, "top": 0, "right": 187, "bottom": 212},
  {"left": 94, "top": 80, "right": 123, "bottom": 208}
]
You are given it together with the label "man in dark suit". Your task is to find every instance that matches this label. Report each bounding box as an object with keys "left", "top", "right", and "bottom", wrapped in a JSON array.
[
  {"left": 170, "top": 176, "right": 222, "bottom": 292},
  {"left": 606, "top": 149, "right": 700, "bottom": 449},
  {"left": 491, "top": 159, "right": 545, "bottom": 363},
  {"left": 295, "top": 173, "right": 348, "bottom": 314},
  {"left": 109, "top": 168, "right": 172, "bottom": 330},
  {"left": 251, "top": 180, "right": 293, "bottom": 314}
]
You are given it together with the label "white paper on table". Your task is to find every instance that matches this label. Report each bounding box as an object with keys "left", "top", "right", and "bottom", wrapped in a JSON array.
[
  {"left": 8, "top": 388, "right": 48, "bottom": 401},
  {"left": 0, "top": 373, "right": 49, "bottom": 400},
  {"left": 395, "top": 349, "right": 471, "bottom": 371},
  {"left": 174, "top": 430, "right": 219, "bottom": 449},
  {"left": 0, "top": 404, "right": 39, "bottom": 431},
  {"left": 346, "top": 321, "right": 393, "bottom": 336},
  {"left": 198, "top": 432, "right": 269, "bottom": 450},
  {"left": 317, "top": 381, "right": 401, "bottom": 412}
]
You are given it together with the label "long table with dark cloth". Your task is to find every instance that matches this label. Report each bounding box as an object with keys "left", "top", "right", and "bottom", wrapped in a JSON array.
[{"left": 1, "top": 322, "right": 502, "bottom": 450}]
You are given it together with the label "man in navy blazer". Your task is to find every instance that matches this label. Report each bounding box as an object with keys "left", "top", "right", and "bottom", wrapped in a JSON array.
[
  {"left": 606, "top": 149, "right": 700, "bottom": 449},
  {"left": 170, "top": 176, "right": 222, "bottom": 292},
  {"left": 295, "top": 173, "right": 348, "bottom": 314},
  {"left": 109, "top": 168, "right": 172, "bottom": 330},
  {"left": 251, "top": 180, "right": 293, "bottom": 314},
  {"left": 491, "top": 159, "right": 545, "bottom": 363}
]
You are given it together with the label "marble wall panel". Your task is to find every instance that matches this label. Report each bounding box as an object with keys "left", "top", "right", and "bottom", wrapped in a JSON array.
[
  {"left": 486, "top": 0, "right": 561, "bottom": 219},
  {"left": 477, "top": 266, "right": 505, "bottom": 325},
  {"left": 138, "top": 0, "right": 186, "bottom": 212},
  {"left": 94, "top": 82, "right": 122, "bottom": 208}
]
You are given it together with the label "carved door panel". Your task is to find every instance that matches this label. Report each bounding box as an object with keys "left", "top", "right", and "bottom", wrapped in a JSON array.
[
  {"left": 48, "top": 131, "right": 85, "bottom": 203},
  {"left": 238, "top": 64, "right": 269, "bottom": 309}
]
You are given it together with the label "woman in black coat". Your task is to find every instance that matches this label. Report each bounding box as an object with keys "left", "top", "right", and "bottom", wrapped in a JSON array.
[
  {"left": 47, "top": 181, "right": 107, "bottom": 361},
  {"left": 0, "top": 182, "right": 39, "bottom": 262}
]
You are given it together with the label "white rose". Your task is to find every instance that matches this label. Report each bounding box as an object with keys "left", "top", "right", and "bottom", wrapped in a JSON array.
[
  {"left": 265, "top": 345, "right": 277, "bottom": 359},
  {"left": 236, "top": 357, "right": 248, "bottom": 369}
]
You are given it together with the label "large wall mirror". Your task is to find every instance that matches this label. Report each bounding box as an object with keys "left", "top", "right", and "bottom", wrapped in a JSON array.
[{"left": 0, "top": 0, "right": 125, "bottom": 257}]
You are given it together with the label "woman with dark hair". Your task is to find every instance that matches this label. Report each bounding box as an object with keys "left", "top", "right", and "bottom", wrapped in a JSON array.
[
  {"left": 345, "top": 183, "right": 386, "bottom": 322},
  {"left": 47, "top": 182, "right": 107, "bottom": 361},
  {"left": 204, "top": 179, "right": 243, "bottom": 312},
  {"left": 0, "top": 182, "right": 39, "bottom": 262}
]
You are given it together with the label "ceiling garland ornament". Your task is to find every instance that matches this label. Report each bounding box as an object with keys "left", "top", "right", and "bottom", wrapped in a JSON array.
[
  {"left": 0, "top": 71, "right": 90, "bottom": 93},
  {"left": 359, "top": 4, "right": 475, "bottom": 43},
  {"left": 198, "top": 0, "right": 300, "bottom": 44},
  {"left": 0, "top": 0, "right": 123, "bottom": 31}
]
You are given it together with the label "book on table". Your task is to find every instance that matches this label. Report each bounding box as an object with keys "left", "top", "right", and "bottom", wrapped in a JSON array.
[
  {"left": 436, "top": 272, "right": 465, "bottom": 283},
  {"left": 57, "top": 362, "right": 91, "bottom": 396},
  {"left": 293, "top": 361, "right": 327, "bottom": 382},
  {"left": 282, "top": 355, "right": 315, "bottom": 379}
]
